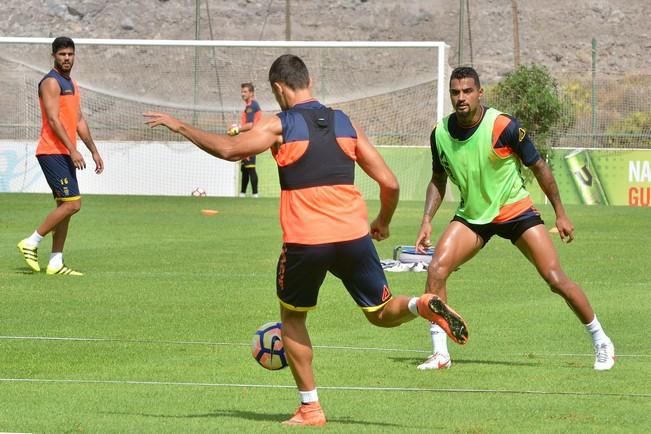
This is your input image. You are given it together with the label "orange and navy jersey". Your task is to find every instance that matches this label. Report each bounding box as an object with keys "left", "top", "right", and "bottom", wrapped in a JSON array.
[
  {"left": 273, "top": 100, "right": 369, "bottom": 245},
  {"left": 36, "top": 69, "right": 80, "bottom": 156},
  {"left": 240, "top": 100, "right": 262, "bottom": 126}
]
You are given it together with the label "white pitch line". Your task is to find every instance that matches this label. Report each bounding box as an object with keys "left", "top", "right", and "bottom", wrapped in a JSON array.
[
  {"left": 1, "top": 335, "right": 650, "bottom": 358},
  {"left": 0, "top": 335, "right": 425, "bottom": 354},
  {"left": 0, "top": 377, "right": 649, "bottom": 399}
]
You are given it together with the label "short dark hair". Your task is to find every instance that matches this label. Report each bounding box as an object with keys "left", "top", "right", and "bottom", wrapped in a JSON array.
[
  {"left": 241, "top": 82, "right": 254, "bottom": 92},
  {"left": 268, "top": 54, "right": 310, "bottom": 90},
  {"left": 52, "top": 36, "right": 75, "bottom": 54},
  {"left": 450, "top": 66, "right": 481, "bottom": 88}
]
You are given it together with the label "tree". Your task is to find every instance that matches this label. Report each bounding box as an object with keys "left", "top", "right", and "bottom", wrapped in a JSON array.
[{"left": 487, "top": 64, "right": 573, "bottom": 163}]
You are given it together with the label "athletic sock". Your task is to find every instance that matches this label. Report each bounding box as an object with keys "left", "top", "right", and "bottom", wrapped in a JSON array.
[
  {"left": 49, "top": 252, "right": 63, "bottom": 269},
  {"left": 299, "top": 389, "right": 319, "bottom": 404},
  {"left": 26, "top": 230, "right": 44, "bottom": 246},
  {"left": 407, "top": 297, "right": 419, "bottom": 316},
  {"left": 585, "top": 315, "right": 609, "bottom": 345},
  {"left": 430, "top": 323, "right": 449, "bottom": 356}
]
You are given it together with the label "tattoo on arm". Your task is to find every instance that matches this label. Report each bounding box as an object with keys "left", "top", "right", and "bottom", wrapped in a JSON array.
[
  {"left": 424, "top": 171, "right": 447, "bottom": 219},
  {"left": 532, "top": 159, "right": 566, "bottom": 214}
]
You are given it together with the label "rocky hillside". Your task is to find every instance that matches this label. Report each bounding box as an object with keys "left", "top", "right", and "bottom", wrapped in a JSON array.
[{"left": 4, "top": 0, "right": 650, "bottom": 83}]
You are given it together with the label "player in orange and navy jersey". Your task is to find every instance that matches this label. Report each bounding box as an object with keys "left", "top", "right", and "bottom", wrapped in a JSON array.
[
  {"left": 145, "top": 54, "right": 469, "bottom": 427},
  {"left": 236, "top": 82, "right": 262, "bottom": 197},
  {"left": 16, "top": 36, "right": 104, "bottom": 276},
  {"left": 414, "top": 66, "right": 614, "bottom": 372}
]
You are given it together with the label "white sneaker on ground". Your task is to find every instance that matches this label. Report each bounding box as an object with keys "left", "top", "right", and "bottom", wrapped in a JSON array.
[
  {"left": 417, "top": 353, "right": 451, "bottom": 370},
  {"left": 239, "top": 193, "right": 246, "bottom": 198},
  {"left": 253, "top": 193, "right": 259, "bottom": 198},
  {"left": 594, "top": 340, "right": 616, "bottom": 371}
]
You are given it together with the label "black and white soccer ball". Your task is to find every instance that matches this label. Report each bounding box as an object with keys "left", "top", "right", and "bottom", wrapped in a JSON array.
[{"left": 191, "top": 187, "right": 207, "bottom": 197}]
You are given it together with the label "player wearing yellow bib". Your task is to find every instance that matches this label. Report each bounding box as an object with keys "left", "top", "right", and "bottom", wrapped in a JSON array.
[{"left": 414, "top": 66, "right": 615, "bottom": 371}]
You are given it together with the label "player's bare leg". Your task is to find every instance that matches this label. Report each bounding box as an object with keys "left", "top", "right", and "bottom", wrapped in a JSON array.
[
  {"left": 280, "top": 306, "right": 314, "bottom": 391},
  {"left": 425, "top": 221, "right": 483, "bottom": 301},
  {"left": 42, "top": 200, "right": 83, "bottom": 275},
  {"left": 37, "top": 199, "right": 81, "bottom": 242},
  {"left": 279, "top": 305, "right": 326, "bottom": 426},
  {"left": 419, "top": 222, "right": 481, "bottom": 369},
  {"left": 364, "top": 295, "right": 415, "bottom": 327},
  {"left": 516, "top": 224, "right": 615, "bottom": 370},
  {"left": 51, "top": 215, "right": 71, "bottom": 254},
  {"left": 516, "top": 225, "right": 594, "bottom": 322},
  {"left": 18, "top": 199, "right": 81, "bottom": 273}
]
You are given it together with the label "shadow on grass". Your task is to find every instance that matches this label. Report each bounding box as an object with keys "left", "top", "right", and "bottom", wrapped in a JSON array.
[
  {"left": 389, "top": 356, "right": 541, "bottom": 368},
  {"left": 107, "top": 409, "right": 410, "bottom": 428},
  {"left": 12, "top": 267, "right": 38, "bottom": 275}
]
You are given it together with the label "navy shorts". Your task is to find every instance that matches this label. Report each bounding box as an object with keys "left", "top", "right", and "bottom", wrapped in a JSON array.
[
  {"left": 241, "top": 156, "right": 256, "bottom": 168},
  {"left": 276, "top": 235, "right": 393, "bottom": 312},
  {"left": 37, "top": 154, "right": 80, "bottom": 201},
  {"left": 453, "top": 208, "right": 544, "bottom": 246}
]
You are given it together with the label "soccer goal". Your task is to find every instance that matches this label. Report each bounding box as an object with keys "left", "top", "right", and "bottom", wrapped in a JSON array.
[{"left": 0, "top": 37, "right": 450, "bottom": 198}]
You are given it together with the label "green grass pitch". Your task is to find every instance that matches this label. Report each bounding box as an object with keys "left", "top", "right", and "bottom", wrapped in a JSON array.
[{"left": 1, "top": 193, "right": 649, "bottom": 433}]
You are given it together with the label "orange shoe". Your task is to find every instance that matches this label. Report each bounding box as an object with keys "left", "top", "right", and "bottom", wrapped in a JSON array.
[
  {"left": 282, "top": 402, "right": 327, "bottom": 426},
  {"left": 416, "top": 294, "right": 469, "bottom": 345}
]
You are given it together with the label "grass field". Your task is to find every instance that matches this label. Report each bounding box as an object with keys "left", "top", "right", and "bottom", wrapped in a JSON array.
[{"left": 1, "top": 193, "right": 650, "bottom": 433}]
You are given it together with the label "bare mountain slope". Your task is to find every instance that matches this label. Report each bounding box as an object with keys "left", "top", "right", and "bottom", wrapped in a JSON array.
[{"left": 4, "top": 0, "right": 650, "bottom": 83}]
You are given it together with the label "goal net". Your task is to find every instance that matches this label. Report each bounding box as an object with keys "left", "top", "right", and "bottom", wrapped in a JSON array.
[{"left": 0, "top": 38, "right": 450, "bottom": 198}]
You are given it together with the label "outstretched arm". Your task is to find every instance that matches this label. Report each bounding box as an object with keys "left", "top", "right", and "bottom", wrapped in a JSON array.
[
  {"left": 529, "top": 158, "right": 574, "bottom": 243},
  {"left": 144, "top": 112, "right": 282, "bottom": 161},
  {"left": 354, "top": 122, "right": 399, "bottom": 241}
]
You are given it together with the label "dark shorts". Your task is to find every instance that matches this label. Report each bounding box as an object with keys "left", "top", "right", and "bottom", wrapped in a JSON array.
[
  {"left": 241, "top": 156, "right": 256, "bottom": 168},
  {"left": 37, "top": 154, "right": 80, "bottom": 201},
  {"left": 276, "top": 235, "right": 393, "bottom": 312},
  {"left": 453, "top": 208, "right": 544, "bottom": 246}
]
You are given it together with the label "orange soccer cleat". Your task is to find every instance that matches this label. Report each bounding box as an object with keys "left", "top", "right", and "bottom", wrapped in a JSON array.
[
  {"left": 416, "top": 294, "right": 469, "bottom": 345},
  {"left": 282, "top": 402, "right": 327, "bottom": 427}
]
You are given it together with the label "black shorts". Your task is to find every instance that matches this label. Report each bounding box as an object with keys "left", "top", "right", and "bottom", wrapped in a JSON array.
[
  {"left": 276, "top": 235, "right": 393, "bottom": 312},
  {"left": 241, "top": 156, "right": 256, "bottom": 168},
  {"left": 453, "top": 208, "right": 544, "bottom": 246},
  {"left": 37, "top": 154, "right": 80, "bottom": 201}
]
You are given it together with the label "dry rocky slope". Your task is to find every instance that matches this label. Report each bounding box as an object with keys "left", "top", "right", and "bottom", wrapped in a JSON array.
[{"left": 4, "top": 0, "right": 650, "bottom": 83}]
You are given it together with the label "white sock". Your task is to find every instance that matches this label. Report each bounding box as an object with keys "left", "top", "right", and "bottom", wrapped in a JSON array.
[
  {"left": 26, "top": 230, "right": 44, "bottom": 246},
  {"left": 585, "top": 315, "right": 609, "bottom": 345},
  {"left": 299, "top": 389, "right": 319, "bottom": 404},
  {"left": 430, "top": 323, "right": 449, "bottom": 356},
  {"left": 407, "top": 297, "right": 419, "bottom": 316},
  {"left": 49, "top": 252, "right": 63, "bottom": 269}
]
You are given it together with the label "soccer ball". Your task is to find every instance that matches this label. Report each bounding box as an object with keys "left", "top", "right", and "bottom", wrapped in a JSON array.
[
  {"left": 251, "top": 321, "right": 288, "bottom": 370},
  {"left": 191, "top": 187, "right": 207, "bottom": 197}
]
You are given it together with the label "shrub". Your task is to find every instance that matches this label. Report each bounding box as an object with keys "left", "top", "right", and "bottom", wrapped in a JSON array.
[
  {"left": 486, "top": 64, "right": 574, "bottom": 163},
  {"left": 606, "top": 111, "right": 651, "bottom": 148}
]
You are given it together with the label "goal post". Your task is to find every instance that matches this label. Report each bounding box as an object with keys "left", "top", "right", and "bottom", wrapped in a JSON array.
[{"left": 0, "top": 37, "right": 450, "bottom": 199}]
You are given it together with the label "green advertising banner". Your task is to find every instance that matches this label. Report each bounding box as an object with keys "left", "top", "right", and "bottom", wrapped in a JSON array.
[{"left": 549, "top": 149, "right": 651, "bottom": 207}]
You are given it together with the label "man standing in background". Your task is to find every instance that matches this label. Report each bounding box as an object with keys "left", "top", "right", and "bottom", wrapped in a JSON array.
[
  {"left": 230, "top": 82, "right": 262, "bottom": 198},
  {"left": 17, "top": 36, "right": 104, "bottom": 276}
]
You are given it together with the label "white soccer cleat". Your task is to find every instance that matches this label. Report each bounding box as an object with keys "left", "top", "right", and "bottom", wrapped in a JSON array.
[
  {"left": 593, "top": 340, "right": 616, "bottom": 371},
  {"left": 417, "top": 353, "right": 452, "bottom": 370}
]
